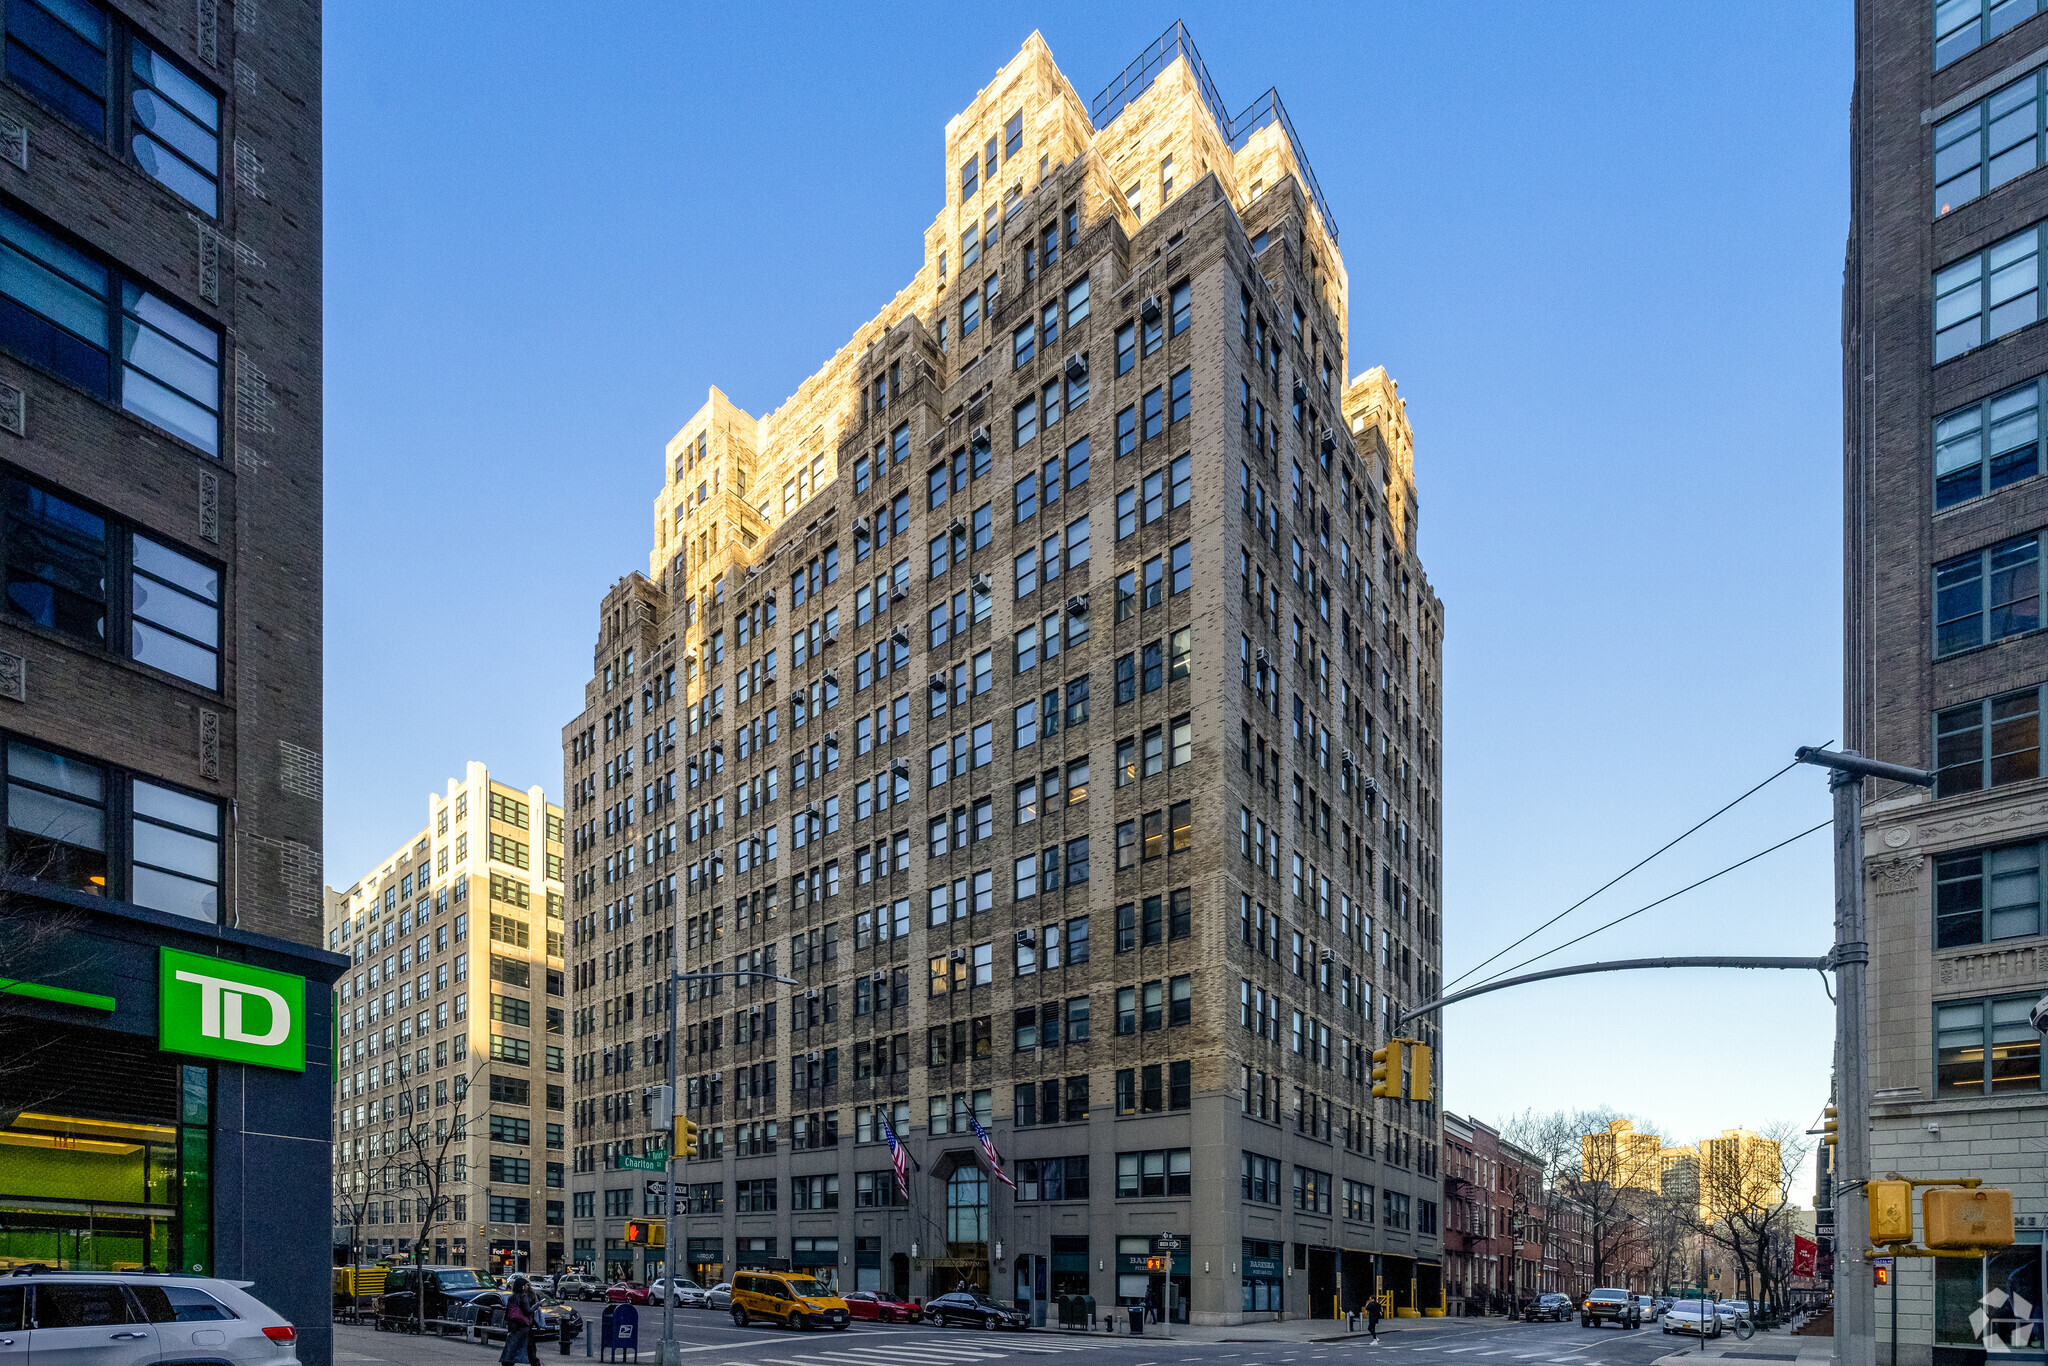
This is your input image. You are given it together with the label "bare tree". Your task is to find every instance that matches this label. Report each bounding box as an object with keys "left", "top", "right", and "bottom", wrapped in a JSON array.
[
  {"left": 1685, "top": 1122, "right": 1811, "bottom": 1315},
  {"left": 366, "top": 1060, "right": 488, "bottom": 1333},
  {"left": 1503, "top": 1107, "right": 1658, "bottom": 1290}
]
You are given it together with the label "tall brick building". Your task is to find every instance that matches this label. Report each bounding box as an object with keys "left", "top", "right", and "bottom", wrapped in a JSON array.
[
  {"left": 1844, "top": 1, "right": 2048, "bottom": 1359},
  {"left": 0, "top": 0, "right": 333, "bottom": 1360},
  {"left": 325, "top": 764, "right": 568, "bottom": 1278},
  {"left": 564, "top": 26, "right": 1445, "bottom": 1325}
]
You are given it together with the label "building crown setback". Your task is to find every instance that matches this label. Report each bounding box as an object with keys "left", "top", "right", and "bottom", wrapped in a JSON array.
[{"left": 644, "top": 27, "right": 1419, "bottom": 623}]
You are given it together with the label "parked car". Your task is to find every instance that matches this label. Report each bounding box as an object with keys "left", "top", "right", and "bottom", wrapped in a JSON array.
[
  {"left": 1523, "top": 1293, "right": 1573, "bottom": 1322},
  {"left": 554, "top": 1273, "right": 603, "bottom": 1302},
  {"left": 842, "top": 1290, "right": 923, "bottom": 1323},
  {"left": 465, "top": 1289, "right": 584, "bottom": 1343},
  {"left": 0, "top": 1270, "right": 301, "bottom": 1366},
  {"left": 728, "top": 1271, "right": 850, "bottom": 1330},
  {"left": 672, "top": 1283, "right": 712, "bottom": 1309},
  {"left": 1712, "top": 1300, "right": 1746, "bottom": 1326},
  {"left": 707, "top": 1283, "right": 733, "bottom": 1310},
  {"left": 606, "top": 1282, "right": 652, "bottom": 1305},
  {"left": 1662, "top": 1300, "right": 1723, "bottom": 1337},
  {"left": 1581, "top": 1287, "right": 1639, "bottom": 1329},
  {"left": 646, "top": 1279, "right": 701, "bottom": 1306},
  {"left": 925, "top": 1289, "right": 1030, "bottom": 1330},
  {"left": 375, "top": 1265, "right": 503, "bottom": 1329}
]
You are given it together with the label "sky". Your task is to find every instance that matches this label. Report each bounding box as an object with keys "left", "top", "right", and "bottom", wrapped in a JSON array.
[{"left": 324, "top": 1, "right": 1852, "bottom": 1183}]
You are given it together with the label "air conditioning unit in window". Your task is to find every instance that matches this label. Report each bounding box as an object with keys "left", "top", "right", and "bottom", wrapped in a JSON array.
[
  {"left": 1064, "top": 352, "right": 1088, "bottom": 381},
  {"left": 971, "top": 572, "right": 993, "bottom": 596},
  {"left": 929, "top": 673, "right": 949, "bottom": 694},
  {"left": 949, "top": 947, "right": 967, "bottom": 962},
  {"left": 890, "top": 758, "right": 911, "bottom": 779},
  {"left": 1320, "top": 427, "right": 1337, "bottom": 456},
  {"left": 807, "top": 1050, "right": 819, "bottom": 1062},
  {"left": 890, "top": 585, "right": 908, "bottom": 604},
  {"left": 710, "top": 739, "right": 725, "bottom": 753},
  {"left": 763, "top": 588, "right": 777, "bottom": 606},
  {"left": 890, "top": 625, "right": 911, "bottom": 645},
  {"left": 763, "top": 662, "right": 778, "bottom": 679},
  {"left": 1066, "top": 592, "right": 1090, "bottom": 616},
  {"left": 710, "top": 707, "right": 723, "bottom": 722},
  {"left": 1320, "top": 947, "right": 1336, "bottom": 965},
  {"left": 1139, "top": 294, "right": 1162, "bottom": 322},
  {"left": 971, "top": 425, "right": 991, "bottom": 451},
  {"left": 745, "top": 565, "right": 761, "bottom": 580},
  {"left": 1293, "top": 377, "right": 1308, "bottom": 402},
  {"left": 1255, "top": 646, "right": 1273, "bottom": 665},
  {"left": 1014, "top": 928, "right": 1036, "bottom": 947},
  {"left": 1362, "top": 777, "right": 1381, "bottom": 799},
  {"left": 822, "top": 670, "right": 839, "bottom": 688},
  {"left": 949, "top": 516, "right": 967, "bottom": 535},
  {"left": 871, "top": 969, "right": 887, "bottom": 984},
  {"left": 824, "top": 730, "right": 839, "bottom": 746},
  {"left": 1342, "top": 748, "right": 1355, "bottom": 768},
  {"left": 803, "top": 803, "right": 820, "bottom": 818},
  {"left": 821, "top": 630, "right": 838, "bottom": 648},
  {"left": 854, "top": 519, "right": 870, "bottom": 541}
]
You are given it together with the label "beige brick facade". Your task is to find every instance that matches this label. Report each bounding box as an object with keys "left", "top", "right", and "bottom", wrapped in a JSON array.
[{"left": 565, "top": 27, "right": 1445, "bottom": 1325}]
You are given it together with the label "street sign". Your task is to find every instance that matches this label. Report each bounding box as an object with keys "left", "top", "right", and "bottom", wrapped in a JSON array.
[
  {"left": 618, "top": 1152, "right": 668, "bottom": 1172},
  {"left": 644, "top": 1180, "right": 669, "bottom": 1195},
  {"left": 1153, "top": 1234, "right": 1182, "bottom": 1252}
]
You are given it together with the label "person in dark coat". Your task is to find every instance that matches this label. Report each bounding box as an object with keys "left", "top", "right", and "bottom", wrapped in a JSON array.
[
  {"left": 501, "top": 1275, "right": 541, "bottom": 1366},
  {"left": 1366, "top": 1294, "right": 1383, "bottom": 1342}
]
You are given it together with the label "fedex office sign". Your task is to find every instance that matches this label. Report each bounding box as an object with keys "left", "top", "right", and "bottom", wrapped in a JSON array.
[{"left": 159, "top": 948, "right": 306, "bottom": 1071}]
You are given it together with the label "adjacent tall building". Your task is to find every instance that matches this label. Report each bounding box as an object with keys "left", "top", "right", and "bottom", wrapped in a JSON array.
[
  {"left": 1845, "top": 2, "right": 2048, "bottom": 1360},
  {"left": 325, "top": 764, "right": 567, "bottom": 1277},
  {"left": 0, "top": 1, "right": 331, "bottom": 1361},
  {"left": 564, "top": 26, "right": 1446, "bottom": 1324}
]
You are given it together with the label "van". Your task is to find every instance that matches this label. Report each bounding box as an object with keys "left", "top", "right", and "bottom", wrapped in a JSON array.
[{"left": 728, "top": 1271, "right": 850, "bottom": 1331}]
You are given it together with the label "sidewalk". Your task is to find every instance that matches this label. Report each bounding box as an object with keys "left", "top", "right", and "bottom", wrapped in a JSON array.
[
  {"left": 1040, "top": 1312, "right": 1508, "bottom": 1345},
  {"left": 1651, "top": 1322, "right": 1834, "bottom": 1366}
]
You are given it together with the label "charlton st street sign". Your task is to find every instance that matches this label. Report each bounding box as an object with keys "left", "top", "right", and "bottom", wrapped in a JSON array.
[{"left": 159, "top": 948, "right": 306, "bottom": 1071}]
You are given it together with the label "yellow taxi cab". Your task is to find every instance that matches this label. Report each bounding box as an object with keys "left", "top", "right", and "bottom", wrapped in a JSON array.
[{"left": 728, "top": 1270, "right": 851, "bottom": 1331}]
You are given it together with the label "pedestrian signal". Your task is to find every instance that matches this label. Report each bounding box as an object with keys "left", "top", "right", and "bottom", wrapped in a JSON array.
[{"left": 1371, "top": 1042, "right": 1403, "bottom": 1098}]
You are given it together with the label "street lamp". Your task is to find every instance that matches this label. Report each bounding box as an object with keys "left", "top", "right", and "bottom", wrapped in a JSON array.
[{"left": 657, "top": 964, "right": 799, "bottom": 1366}]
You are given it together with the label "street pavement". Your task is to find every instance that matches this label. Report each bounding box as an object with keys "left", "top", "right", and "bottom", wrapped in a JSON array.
[{"left": 332, "top": 1313, "right": 1699, "bottom": 1366}]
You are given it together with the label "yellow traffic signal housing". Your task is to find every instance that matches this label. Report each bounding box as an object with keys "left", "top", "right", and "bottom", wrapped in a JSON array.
[
  {"left": 1371, "top": 1042, "right": 1404, "bottom": 1098},
  {"left": 1407, "top": 1043, "right": 1433, "bottom": 1103},
  {"left": 1868, "top": 1179, "right": 1914, "bottom": 1245},
  {"left": 1925, "top": 1187, "right": 2015, "bottom": 1250},
  {"left": 1823, "top": 1105, "right": 1839, "bottom": 1148},
  {"left": 676, "top": 1116, "right": 700, "bottom": 1160},
  {"left": 623, "top": 1220, "right": 667, "bottom": 1249},
  {"left": 625, "top": 1220, "right": 645, "bottom": 1245}
]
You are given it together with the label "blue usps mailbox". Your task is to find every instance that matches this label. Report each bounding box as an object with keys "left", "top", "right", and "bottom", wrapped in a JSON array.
[{"left": 600, "top": 1304, "right": 639, "bottom": 1361}]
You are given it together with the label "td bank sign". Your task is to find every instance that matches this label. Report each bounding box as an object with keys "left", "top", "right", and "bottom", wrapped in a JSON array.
[{"left": 159, "top": 948, "right": 306, "bottom": 1071}]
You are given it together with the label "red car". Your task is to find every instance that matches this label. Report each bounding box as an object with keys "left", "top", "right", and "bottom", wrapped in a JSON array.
[
  {"left": 841, "top": 1291, "right": 921, "bottom": 1324},
  {"left": 605, "top": 1283, "right": 651, "bottom": 1305}
]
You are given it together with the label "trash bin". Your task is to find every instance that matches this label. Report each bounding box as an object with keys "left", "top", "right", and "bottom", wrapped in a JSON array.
[
  {"left": 1082, "top": 1295, "right": 1095, "bottom": 1329},
  {"left": 1128, "top": 1306, "right": 1144, "bottom": 1336}
]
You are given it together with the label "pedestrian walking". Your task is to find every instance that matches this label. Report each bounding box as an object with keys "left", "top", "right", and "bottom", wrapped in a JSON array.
[
  {"left": 501, "top": 1275, "right": 541, "bottom": 1366},
  {"left": 1366, "top": 1294, "right": 1383, "bottom": 1343}
]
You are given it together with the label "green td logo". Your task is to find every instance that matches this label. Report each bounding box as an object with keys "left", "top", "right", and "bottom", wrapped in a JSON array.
[{"left": 159, "top": 948, "right": 306, "bottom": 1071}]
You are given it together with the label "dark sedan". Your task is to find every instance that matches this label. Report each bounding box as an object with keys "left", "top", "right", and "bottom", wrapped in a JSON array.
[
  {"left": 1523, "top": 1294, "right": 1573, "bottom": 1322},
  {"left": 925, "top": 1290, "right": 1029, "bottom": 1330}
]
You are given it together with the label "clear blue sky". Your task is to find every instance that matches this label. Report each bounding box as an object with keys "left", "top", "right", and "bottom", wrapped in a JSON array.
[{"left": 325, "top": 1, "right": 1851, "bottom": 1165}]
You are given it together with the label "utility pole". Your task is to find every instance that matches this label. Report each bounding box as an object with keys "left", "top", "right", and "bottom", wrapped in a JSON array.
[{"left": 1793, "top": 747, "right": 1934, "bottom": 1366}]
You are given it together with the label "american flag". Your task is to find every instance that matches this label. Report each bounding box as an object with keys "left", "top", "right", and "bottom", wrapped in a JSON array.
[
  {"left": 880, "top": 1113, "right": 911, "bottom": 1201},
  {"left": 969, "top": 1113, "right": 1017, "bottom": 1189}
]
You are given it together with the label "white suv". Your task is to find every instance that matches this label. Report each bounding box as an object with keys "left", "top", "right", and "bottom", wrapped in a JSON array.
[{"left": 0, "top": 1271, "right": 300, "bottom": 1366}]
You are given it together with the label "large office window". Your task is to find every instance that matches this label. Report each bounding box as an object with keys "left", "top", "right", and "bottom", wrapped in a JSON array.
[
  {"left": 1935, "top": 532, "right": 2040, "bottom": 657},
  {"left": 0, "top": 202, "right": 220, "bottom": 452},
  {"left": 1936, "top": 68, "right": 2048, "bottom": 216},
  {"left": 1936, "top": 993, "right": 2043, "bottom": 1095},
  {"left": 1935, "top": 686, "right": 2043, "bottom": 796},
  {"left": 1, "top": 474, "right": 222, "bottom": 688},
  {"left": 0, "top": 737, "right": 221, "bottom": 919},
  {"left": 1934, "top": 377, "right": 2043, "bottom": 508},
  {"left": 2, "top": 2, "right": 221, "bottom": 213},
  {"left": 1935, "top": 841, "right": 2044, "bottom": 947},
  {"left": 1935, "top": 221, "right": 2048, "bottom": 363},
  {"left": 1935, "top": 0, "right": 2045, "bottom": 69}
]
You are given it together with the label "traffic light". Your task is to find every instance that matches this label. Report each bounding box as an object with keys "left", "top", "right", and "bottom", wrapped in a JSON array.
[
  {"left": 1925, "top": 1187, "right": 2015, "bottom": 1250},
  {"left": 1822, "top": 1105, "right": 1838, "bottom": 1148},
  {"left": 1873, "top": 1263, "right": 1890, "bottom": 1287},
  {"left": 676, "top": 1115, "right": 700, "bottom": 1160},
  {"left": 624, "top": 1221, "right": 666, "bottom": 1248},
  {"left": 1371, "top": 1041, "right": 1404, "bottom": 1098},
  {"left": 1406, "top": 1043, "right": 1433, "bottom": 1103},
  {"left": 1868, "top": 1179, "right": 1913, "bottom": 1245}
]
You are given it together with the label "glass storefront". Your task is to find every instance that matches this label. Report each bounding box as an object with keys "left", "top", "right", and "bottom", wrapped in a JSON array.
[
  {"left": 1243, "top": 1238, "right": 1284, "bottom": 1313},
  {"left": 686, "top": 1237, "right": 722, "bottom": 1288},
  {"left": 0, "top": 1060, "right": 209, "bottom": 1274}
]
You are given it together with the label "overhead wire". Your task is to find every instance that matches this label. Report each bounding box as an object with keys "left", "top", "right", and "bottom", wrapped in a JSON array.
[
  {"left": 1443, "top": 748, "right": 1827, "bottom": 993},
  {"left": 1456, "top": 818, "right": 1833, "bottom": 996}
]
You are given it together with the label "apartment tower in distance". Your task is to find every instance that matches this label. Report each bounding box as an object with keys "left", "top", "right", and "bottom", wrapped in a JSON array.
[
  {"left": 1845, "top": 1, "right": 2048, "bottom": 1360},
  {"left": 0, "top": 0, "right": 331, "bottom": 1360},
  {"left": 564, "top": 26, "right": 1445, "bottom": 1325},
  {"left": 326, "top": 764, "right": 568, "bottom": 1277}
]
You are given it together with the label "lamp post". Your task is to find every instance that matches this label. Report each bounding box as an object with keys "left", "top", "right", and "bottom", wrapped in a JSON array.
[{"left": 656, "top": 964, "right": 798, "bottom": 1366}]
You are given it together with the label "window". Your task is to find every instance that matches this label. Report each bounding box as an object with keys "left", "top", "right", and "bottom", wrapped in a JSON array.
[
  {"left": 1169, "top": 367, "right": 1191, "bottom": 423},
  {"left": 1936, "top": 687, "right": 2043, "bottom": 795},
  {"left": 0, "top": 202, "right": 221, "bottom": 453},
  {"left": 1937, "top": 534, "right": 2040, "bottom": 656},
  {"left": 1143, "top": 387, "right": 1163, "bottom": 440},
  {"left": 1937, "top": 994, "right": 2044, "bottom": 1094},
  {"left": 1117, "top": 405, "right": 1136, "bottom": 458},
  {"left": 1936, "top": 70, "right": 2048, "bottom": 217},
  {"left": 1004, "top": 111, "right": 1023, "bottom": 159},
  {"left": 961, "top": 289, "right": 980, "bottom": 338},
  {"left": 1241, "top": 1152, "right": 1281, "bottom": 1203},
  {"left": 1170, "top": 455, "right": 1192, "bottom": 509},
  {"left": 1935, "top": 378, "right": 2045, "bottom": 509},
  {"left": 960, "top": 154, "right": 978, "bottom": 200},
  {"left": 1116, "top": 323, "right": 1135, "bottom": 374},
  {"left": 1170, "top": 282, "right": 1192, "bottom": 335},
  {"left": 1066, "top": 276, "right": 1090, "bottom": 327},
  {"left": 1936, "top": 222, "right": 2048, "bottom": 362},
  {"left": 1936, "top": 841, "right": 2045, "bottom": 946},
  {"left": 1115, "top": 1148, "right": 1189, "bottom": 1198},
  {"left": 2, "top": 477, "right": 221, "bottom": 688},
  {"left": 1937, "top": 0, "right": 2045, "bottom": 68},
  {"left": 1293, "top": 1165, "right": 1332, "bottom": 1214},
  {"left": 1014, "top": 395, "right": 1038, "bottom": 447},
  {"left": 5, "top": 4, "right": 222, "bottom": 214}
]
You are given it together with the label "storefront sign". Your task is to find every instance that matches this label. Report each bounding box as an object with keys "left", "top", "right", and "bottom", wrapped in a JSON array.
[
  {"left": 159, "top": 948, "right": 305, "bottom": 1070},
  {"left": 1244, "top": 1257, "right": 1283, "bottom": 1278}
]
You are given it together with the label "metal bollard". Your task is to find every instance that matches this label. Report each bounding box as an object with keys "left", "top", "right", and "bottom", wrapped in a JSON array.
[{"left": 561, "top": 1318, "right": 574, "bottom": 1355}]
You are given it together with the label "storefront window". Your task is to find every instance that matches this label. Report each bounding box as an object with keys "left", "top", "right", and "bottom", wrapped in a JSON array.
[{"left": 1242, "top": 1238, "right": 1284, "bottom": 1313}]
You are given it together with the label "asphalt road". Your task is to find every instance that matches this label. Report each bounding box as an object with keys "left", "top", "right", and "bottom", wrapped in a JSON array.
[{"left": 335, "top": 1311, "right": 1685, "bottom": 1366}]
